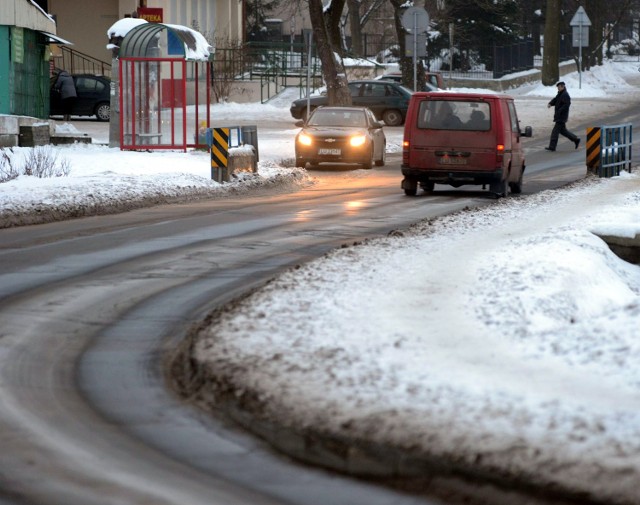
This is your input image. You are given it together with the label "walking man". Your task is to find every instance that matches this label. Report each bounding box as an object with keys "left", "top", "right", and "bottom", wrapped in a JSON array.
[{"left": 545, "top": 81, "right": 580, "bottom": 151}]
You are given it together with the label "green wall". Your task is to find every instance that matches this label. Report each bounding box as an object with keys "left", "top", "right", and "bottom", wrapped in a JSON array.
[
  {"left": 0, "top": 26, "right": 10, "bottom": 115},
  {"left": 0, "top": 25, "right": 50, "bottom": 118}
]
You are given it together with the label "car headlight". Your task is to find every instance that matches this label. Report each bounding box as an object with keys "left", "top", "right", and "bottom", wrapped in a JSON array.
[
  {"left": 350, "top": 135, "right": 367, "bottom": 147},
  {"left": 298, "top": 133, "right": 313, "bottom": 146}
]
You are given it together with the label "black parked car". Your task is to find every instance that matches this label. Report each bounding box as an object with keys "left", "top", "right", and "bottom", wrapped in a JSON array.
[
  {"left": 50, "top": 74, "right": 111, "bottom": 121},
  {"left": 290, "top": 80, "right": 413, "bottom": 126},
  {"left": 295, "top": 106, "right": 386, "bottom": 169}
]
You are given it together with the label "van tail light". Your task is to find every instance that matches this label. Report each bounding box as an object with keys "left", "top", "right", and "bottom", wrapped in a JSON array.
[
  {"left": 496, "top": 144, "right": 505, "bottom": 166},
  {"left": 403, "top": 140, "right": 410, "bottom": 164}
]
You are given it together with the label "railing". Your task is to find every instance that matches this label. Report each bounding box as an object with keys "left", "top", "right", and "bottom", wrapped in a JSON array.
[
  {"left": 215, "top": 42, "right": 323, "bottom": 102},
  {"left": 55, "top": 46, "right": 111, "bottom": 76},
  {"left": 599, "top": 124, "right": 633, "bottom": 177}
]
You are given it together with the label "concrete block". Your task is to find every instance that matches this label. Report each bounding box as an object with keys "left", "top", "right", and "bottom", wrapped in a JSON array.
[
  {"left": 0, "top": 116, "right": 19, "bottom": 135},
  {"left": 19, "top": 124, "right": 50, "bottom": 147},
  {"left": 0, "top": 134, "right": 18, "bottom": 148}
]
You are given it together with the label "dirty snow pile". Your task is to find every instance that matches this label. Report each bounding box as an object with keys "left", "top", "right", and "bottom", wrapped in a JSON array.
[{"left": 189, "top": 171, "right": 640, "bottom": 503}]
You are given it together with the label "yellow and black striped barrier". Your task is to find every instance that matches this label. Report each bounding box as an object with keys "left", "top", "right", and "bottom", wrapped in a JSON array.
[
  {"left": 210, "top": 127, "right": 229, "bottom": 174},
  {"left": 205, "top": 126, "right": 259, "bottom": 182},
  {"left": 586, "top": 126, "right": 600, "bottom": 172}
]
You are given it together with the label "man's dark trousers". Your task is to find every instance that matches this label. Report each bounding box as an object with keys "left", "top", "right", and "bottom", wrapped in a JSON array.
[{"left": 549, "top": 122, "right": 578, "bottom": 149}]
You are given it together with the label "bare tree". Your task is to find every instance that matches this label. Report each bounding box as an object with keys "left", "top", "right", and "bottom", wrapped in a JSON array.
[
  {"left": 308, "top": 0, "right": 352, "bottom": 105},
  {"left": 346, "top": 0, "right": 388, "bottom": 57}
]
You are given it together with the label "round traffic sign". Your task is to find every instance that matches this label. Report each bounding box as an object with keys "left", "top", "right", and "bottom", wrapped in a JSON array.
[{"left": 401, "top": 6, "right": 430, "bottom": 33}]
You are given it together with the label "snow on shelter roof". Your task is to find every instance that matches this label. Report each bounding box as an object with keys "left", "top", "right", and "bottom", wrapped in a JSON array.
[{"left": 107, "top": 19, "right": 212, "bottom": 61}]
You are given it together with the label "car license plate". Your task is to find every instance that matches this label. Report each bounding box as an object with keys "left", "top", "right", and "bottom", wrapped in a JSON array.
[
  {"left": 319, "top": 148, "right": 341, "bottom": 155},
  {"left": 438, "top": 157, "right": 467, "bottom": 165}
]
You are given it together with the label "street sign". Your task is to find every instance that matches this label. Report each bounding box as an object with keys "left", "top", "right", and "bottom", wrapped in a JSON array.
[
  {"left": 401, "top": 6, "right": 429, "bottom": 33},
  {"left": 572, "top": 27, "right": 589, "bottom": 47},
  {"left": 570, "top": 6, "right": 591, "bottom": 89},
  {"left": 570, "top": 6, "right": 592, "bottom": 27},
  {"left": 405, "top": 34, "right": 427, "bottom": 57}
]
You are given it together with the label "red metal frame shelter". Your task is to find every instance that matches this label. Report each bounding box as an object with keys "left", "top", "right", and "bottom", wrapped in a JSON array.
[{"left": 118, "top": 23, "right": 211, "bottom": 151}]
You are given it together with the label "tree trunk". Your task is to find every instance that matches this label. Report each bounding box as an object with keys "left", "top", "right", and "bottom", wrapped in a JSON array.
[
  {"left": 326, "top": 0, "right": 347, "bottom": 57},
  {"left": 308, "top": 0, "right": 351, "bottom": 105},
  {"left": 390, "top": 0, "right": 426, "bottom": 92},
  {"left": 347, "top": 0, "right": 363, "bottom": 56},
  {"left": 541, "top": 0, "right": 560, "bottom": 86}
]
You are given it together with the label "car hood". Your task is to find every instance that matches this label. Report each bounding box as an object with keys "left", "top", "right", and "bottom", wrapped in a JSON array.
[{"left": 300, "top": 126, "right": 368, "bottom": 136}]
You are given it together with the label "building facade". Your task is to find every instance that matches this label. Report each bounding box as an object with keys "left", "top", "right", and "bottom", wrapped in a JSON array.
[{"left": 47, "top": 0, "right": 244, "bottom": 66}]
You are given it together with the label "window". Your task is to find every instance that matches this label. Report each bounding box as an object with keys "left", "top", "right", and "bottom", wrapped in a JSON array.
[{"left": 417, "top": 100, "right": 491, "bottom": 131}]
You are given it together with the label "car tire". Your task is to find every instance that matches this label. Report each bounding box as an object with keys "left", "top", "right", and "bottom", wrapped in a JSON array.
[
  {"left": 375, "top": 143, "right": 386, "bottom": 166},
  {"left": 382, "top": 109, "right": 403, "bottom": 127},
  {"left": 362, "top": 148, "right": 373, "bottom": 170},
  {"left": 295, "top": 158, "right": 306, "bottom": 168},
  {"left": 95, "top": 102, "right": 110, "bottom": 122}
]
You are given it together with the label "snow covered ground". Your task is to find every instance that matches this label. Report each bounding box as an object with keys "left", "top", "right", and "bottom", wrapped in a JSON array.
[{"left": 2, "top": 60, "right": 640, "bottom": 502}]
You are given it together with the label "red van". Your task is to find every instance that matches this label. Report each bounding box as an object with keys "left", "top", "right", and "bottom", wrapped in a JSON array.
[{"left": 401, "top": 92, "right": 532, "bottom": 197}]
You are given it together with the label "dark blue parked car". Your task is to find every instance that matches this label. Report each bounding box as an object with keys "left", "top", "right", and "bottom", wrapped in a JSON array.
[{"left": 50, "top": 73, "right": 111, "bottom": 121}]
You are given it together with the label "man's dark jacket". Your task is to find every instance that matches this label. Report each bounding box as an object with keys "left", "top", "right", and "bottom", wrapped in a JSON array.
[{"left": 549, "top": 88, "right": 571, "bottom": 123}]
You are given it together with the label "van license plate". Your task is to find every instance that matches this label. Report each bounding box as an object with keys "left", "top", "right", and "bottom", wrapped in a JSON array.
[
  {"left": 319, "top": 148, "right": 341, "bottom": 155},
  {"left": 439, "top": 157, "right": 467, "bottom": 165}
]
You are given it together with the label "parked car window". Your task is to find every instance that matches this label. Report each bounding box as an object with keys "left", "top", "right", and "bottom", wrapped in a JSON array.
[
  {"left": 348, "top": 83, "right": 362, "bottom": 96},
  {"left": 75, "top": 76, "right": 105, "bottom": 93}
]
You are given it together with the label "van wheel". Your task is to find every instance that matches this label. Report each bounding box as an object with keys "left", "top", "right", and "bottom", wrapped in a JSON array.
[
  {"left": 509, "top": 168, "right": 524, "bottom": 194},
  {"left": 382, "top": 109, "right": 403, "bottom": 126},
  {"left": 490, "top": 178, "right": 508, "bottom": 198},
  {"left": 421, "top": 182, "right": 435, "bottom": 193},
  {"left": 402, "top": 177, "right": 418, "bottom": 196}
]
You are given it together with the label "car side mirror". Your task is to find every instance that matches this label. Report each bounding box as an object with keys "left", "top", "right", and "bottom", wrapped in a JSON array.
[
  {"left": 295, "top": 120, "right": 304, "bottom": 128},
  {"left": 522, "top": 126, "right": 533, "bottom": 137},
  {"left": 373, "top": 121, "right": 385, "bottom": 128}
]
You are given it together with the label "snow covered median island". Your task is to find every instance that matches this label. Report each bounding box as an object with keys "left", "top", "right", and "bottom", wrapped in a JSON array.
[
  {"left": 0, "top": 145, "right": 311, "bottom": 228},
  {"left": 176, "top": 172, "right": 640, "bottom": 503}
]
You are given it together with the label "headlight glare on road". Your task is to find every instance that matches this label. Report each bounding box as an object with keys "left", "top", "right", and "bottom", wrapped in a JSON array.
[
  {"left": 298, "top": 133, "right": 313, "bottom": 146},
  {"left": 350, "top": 135, "right": 366, "bottom": 147}
]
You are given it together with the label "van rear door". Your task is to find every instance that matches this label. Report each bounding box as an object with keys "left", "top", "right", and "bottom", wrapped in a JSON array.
[{"left": 407, "top": 97, "right": 499, "bottom": 173}]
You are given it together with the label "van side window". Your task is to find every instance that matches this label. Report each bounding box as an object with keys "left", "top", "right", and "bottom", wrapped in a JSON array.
[
  {"left": 417, "top": 100, "right": 490, "bottom": 131},
  {"left": 507, "top": 102, "right": 520, "bottom": 132}
]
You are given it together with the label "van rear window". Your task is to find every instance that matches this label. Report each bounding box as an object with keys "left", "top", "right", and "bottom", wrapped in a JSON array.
[{"left": 417, "top": 100, "right": 491, "bottom": 131}]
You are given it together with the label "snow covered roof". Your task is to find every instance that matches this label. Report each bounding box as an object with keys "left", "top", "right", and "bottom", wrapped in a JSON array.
[{"left": 106, "top": 19, "right": 211, "bottom": 60}]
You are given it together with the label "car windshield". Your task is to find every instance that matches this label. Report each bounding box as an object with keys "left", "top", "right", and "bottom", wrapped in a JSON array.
[
  {"left": 417, "top": 100, "right": 491, "bottom": 131},
  {"left": 308, "top": 110, "right": 367, "bottom": 127}
]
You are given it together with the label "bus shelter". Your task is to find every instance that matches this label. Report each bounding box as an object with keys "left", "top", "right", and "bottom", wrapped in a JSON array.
[{"left": 118, "top": 23, "right": 212, "bottom": 151}]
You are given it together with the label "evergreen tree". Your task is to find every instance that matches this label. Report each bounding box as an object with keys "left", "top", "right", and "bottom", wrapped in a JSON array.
[{"left": 246, "top": 0, "right": 282, "bottom": 42}]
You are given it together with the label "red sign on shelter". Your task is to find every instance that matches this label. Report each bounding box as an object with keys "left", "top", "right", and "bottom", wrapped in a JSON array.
[{"left": 137, "top": 8, "right": 163, "bottom": 23}]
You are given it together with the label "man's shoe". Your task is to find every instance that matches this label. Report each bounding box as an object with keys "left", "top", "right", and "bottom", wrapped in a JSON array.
[
  {"left": 545, "top": 147, "right": 555, "bottom": 151},
  {"left": 575, "top": 138, "right": 581, "bottom": 149}
]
